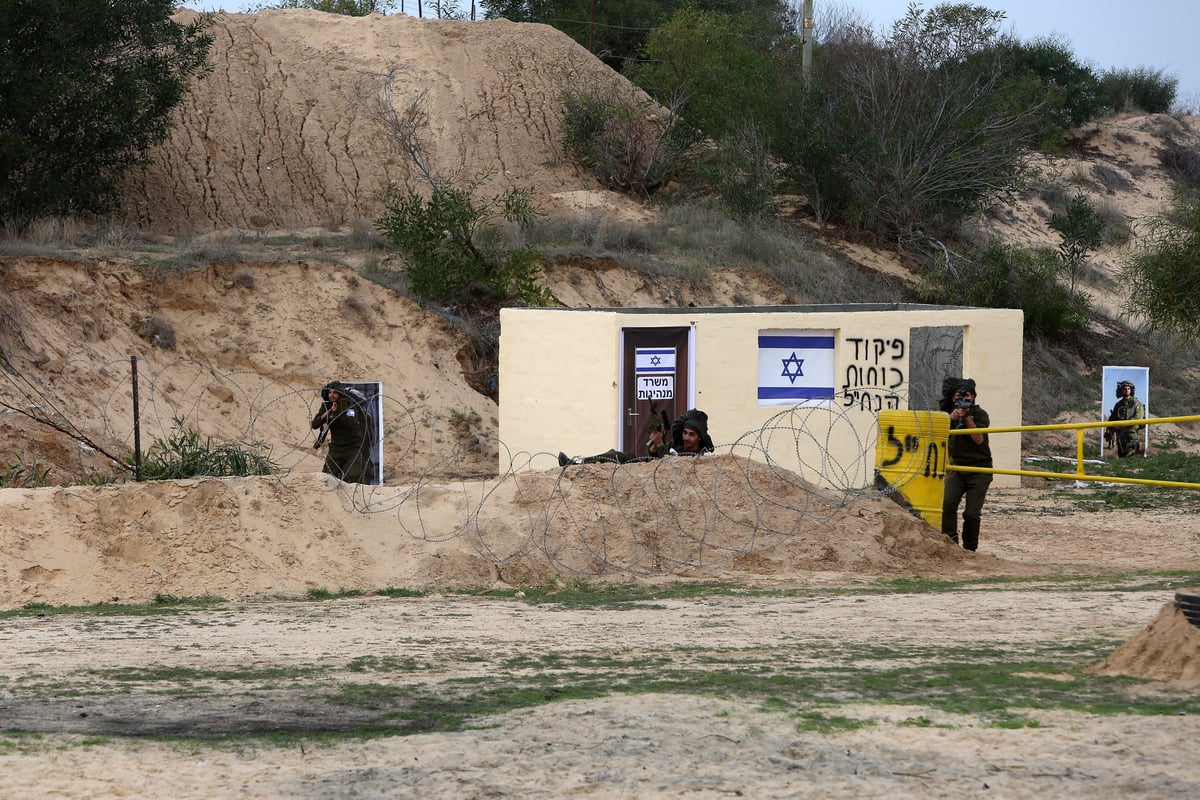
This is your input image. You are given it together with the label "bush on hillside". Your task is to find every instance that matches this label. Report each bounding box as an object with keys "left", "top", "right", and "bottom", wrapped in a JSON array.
[
  {"left": 375, "top": 178, "right": 552, "bottom": 307},
  {"left": 1120, "top": 199, "right": 1200, "bottom": 341},
  {"left": 770, "top": 4, "right": 1052, "bottom": 243},
  {"left": 1100, "top": 66, "right": 1178, "bottom": 114},
  {"left": 917, "top": 238, "right": 1089, "bottom": 340},
  {"left": 1000, "top": 35, "right": 1107, "bottom": 132},
  {"left": 559, "top": 75, "right": 692, "bottom": 197}
]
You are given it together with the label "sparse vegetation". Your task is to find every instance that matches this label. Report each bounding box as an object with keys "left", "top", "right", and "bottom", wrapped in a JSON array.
[
  {"left": 247, "top": 0, "right": 394, "bottom": 14},
  {"left": 131, "top": 416, "right": 278, "bottom": 480},
  {"left": 142, "top": 315, "right": 177, "bottom": 350},
  {"left": 0, "top": 455, "right": 51, "bottom": 488},
  {"left": 917, "top": 238, "right": 1088, "bottom": 340}
]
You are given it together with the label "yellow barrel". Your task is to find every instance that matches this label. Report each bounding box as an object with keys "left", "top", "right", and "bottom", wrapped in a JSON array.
[{"left": 874, "top": 410, "right": 951, "bottom": 529}]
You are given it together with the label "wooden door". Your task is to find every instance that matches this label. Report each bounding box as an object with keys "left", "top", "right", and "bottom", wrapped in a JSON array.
[{"left": 620, "top": 327, "right": 691, "bottom": 455}]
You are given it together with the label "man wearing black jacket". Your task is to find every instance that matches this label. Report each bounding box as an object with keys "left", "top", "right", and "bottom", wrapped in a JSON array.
[
  {"left": 939, "top": 378, "right": 992, "bottom": 552},
  {"left": 311, "top": 381, "right": 370, "bottom": 483}
]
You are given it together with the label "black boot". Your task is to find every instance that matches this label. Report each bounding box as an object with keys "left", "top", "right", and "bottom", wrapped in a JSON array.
[
  {"left": 557, "top": 452, "right": 571, "bottom": 467},
  {"left": 961, "top": 518, "right": 980, "bottom": 552}
]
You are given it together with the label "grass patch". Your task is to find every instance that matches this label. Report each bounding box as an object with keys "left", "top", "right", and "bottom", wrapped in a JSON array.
[
  {"left": 7, "top": 582, "right": 1199, "bottom": 747},
  {"left": 0, "top": 595, "right": 226, "bottom": 620},
  {"left": 1033, "top": 450, "right": 1200, "bottom": 510},
  {"left": 457, "top": 579, "right": 756, "bottom": 608}
]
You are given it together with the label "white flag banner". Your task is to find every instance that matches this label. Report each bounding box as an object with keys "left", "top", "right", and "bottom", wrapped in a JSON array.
[
  {"left": 757, "top": 330, "right": 836, "bottom": 405},
  {"left": 635, "top": 347, "right": 676, "bottom": 375}
]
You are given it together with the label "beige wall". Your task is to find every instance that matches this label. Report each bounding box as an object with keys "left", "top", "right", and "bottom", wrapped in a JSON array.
[{"left": 499, "top": 305, "right": 1023, "bottom": 488}]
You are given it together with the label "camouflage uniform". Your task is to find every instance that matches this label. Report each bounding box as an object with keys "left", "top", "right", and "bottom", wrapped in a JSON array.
[{"left": 1105, "top": 381, "right": 1145, "bottom": 458}]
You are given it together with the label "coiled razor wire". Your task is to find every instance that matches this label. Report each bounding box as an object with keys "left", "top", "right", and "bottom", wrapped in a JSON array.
[{"left": 2, "top": 357, "right": 922, "bottom": 578}]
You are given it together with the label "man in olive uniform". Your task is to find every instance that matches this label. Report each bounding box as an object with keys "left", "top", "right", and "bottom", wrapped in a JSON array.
[
  {"left": 558, "top": 408, "right": 714, "bottom": 466},
  {"left": 1105, "top": 380, "right": 1146, "bottom": 458},
  {"left": 940, "top": 378, "right": 992, "bottom": 552},
  {"left": 311, "top": 381, "right": 370, "bottom": 483}
]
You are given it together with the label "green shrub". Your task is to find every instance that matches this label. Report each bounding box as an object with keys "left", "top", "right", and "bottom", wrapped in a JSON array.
[
  {"left": 710, "top": 124, "right": 778, "bottom": 218},
  {"left": 375, "top": 178, "right": 552, "bottom": 307},
  {"left": 1001, "top": 35, "right": 1107, "bottom": 131},
  {"left": 917, "top": 238, "right": 1088, "bottom": 340},
  {"left": 132, "top": 417, "right": 278, "bottom": 480},
  {"left": 1048, "top": 192, "right": 1105, "bottom": 293},
  {"left": 1120, "top": 199, "right": 1200, "bottom": 340},
  {"left": 1100, "top": 66, "right": 1178, "bottom": 113}
]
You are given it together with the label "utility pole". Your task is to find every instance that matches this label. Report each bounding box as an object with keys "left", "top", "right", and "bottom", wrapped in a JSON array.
[{"left": 802, "top": 0, "right": 814, "bottom": 87}]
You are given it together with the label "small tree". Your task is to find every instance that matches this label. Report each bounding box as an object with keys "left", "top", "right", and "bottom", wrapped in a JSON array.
[
  {"left": 376, "top": 177, "right": 551, "bottom": 306},
  {"left": 1048, "top": 192, "right": 1105, "bottom": 293},
  {"left": 0, "top": 0, "right": 212, "bottom": 224},
  {"left": 773, "top": 3, "right": 1051, "bottom": 243}
]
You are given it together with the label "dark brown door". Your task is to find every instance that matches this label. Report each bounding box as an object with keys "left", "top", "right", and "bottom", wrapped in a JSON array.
[{"left": 620, "top": 327, "right": 691, "bottom": 454}]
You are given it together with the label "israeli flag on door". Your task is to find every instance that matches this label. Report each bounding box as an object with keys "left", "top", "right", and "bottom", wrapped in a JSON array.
[
  {"left": 635, "top": 347, "right": 676, "bottom": 375},
  {"left": 757, "top": 330, "right": 836, "bottom": 405}
]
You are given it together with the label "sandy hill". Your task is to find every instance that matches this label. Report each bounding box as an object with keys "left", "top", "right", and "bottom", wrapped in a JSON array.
[
  {"left": 121, "top": 9, "right": 639, "bottom": 233},
  {"left": 1, "top": 10, "right": 1199, "bottom": 615}
]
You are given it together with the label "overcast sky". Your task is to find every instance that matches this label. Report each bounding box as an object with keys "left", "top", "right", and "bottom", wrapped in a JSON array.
[{"left": 179, "top": 1, "right": 1199, "bottom": 109}]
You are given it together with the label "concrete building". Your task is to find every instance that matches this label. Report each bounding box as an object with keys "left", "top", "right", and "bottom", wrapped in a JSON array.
[{"left": 499, "top": 304, "right": 1022, "bottom": 489}]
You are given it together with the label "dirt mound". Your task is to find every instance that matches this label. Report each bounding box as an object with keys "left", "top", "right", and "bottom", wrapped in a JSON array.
[
  {"left": 119, "top": 10, "right": 636, "bottom": 233},
  {"left": 0, "top": 454, "right": 1019, "bottom": 610},
  {"left": 1092, "top": 594, "right": 1200, "bottom": 686}
]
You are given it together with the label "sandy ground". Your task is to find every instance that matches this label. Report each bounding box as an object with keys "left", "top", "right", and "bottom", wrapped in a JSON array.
[
  {"left": 3, "top": 10, "right": 1200, "bottom": 798},
  {"left": 2, "top": 484, "right": 1199, "bottom": 799}
]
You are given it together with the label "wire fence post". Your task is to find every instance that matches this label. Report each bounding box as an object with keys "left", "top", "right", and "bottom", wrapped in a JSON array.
[{"left": 131, "top": 355, "right": 142, "bottom": 482}]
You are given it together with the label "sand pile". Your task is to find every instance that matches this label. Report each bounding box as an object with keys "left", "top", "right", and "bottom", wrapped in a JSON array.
[
  {"left": 0, "top": 454, "right": 1008, "bottom": 610},
  {"left": 1093, "top": 593, "right": 1200, "bottom": 685}
]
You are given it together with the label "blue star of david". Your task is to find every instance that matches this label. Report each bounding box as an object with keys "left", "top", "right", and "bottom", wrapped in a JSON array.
[
  {"left": 780, "top": 351, "right": 805, "bottom": 384},
  {"left": 650, "top": 355, "right": 662, "bottom": 367}
]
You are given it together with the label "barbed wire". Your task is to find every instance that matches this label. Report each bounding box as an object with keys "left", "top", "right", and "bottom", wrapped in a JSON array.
[{"left": 1, "top": 358, "right": 923, "bottom": 577}]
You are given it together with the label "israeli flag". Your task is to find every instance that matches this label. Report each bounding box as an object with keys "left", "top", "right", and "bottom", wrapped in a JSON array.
[
  {"left": 635, "top": 347, "right": 676, "bottom": 374},
  {"left": 757, "top": 330, "right": 836, "bottom": 405}
]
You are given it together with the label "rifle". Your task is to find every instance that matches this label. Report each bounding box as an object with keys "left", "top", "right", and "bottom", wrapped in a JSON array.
[{"left": 313, "top": 401, "right": 333, "bottom": 448}]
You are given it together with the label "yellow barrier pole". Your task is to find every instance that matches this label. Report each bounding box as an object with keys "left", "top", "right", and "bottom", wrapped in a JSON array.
[
  {"left": 950, "top": 464, "right": 1200, "bottom": 490},
  {"left": 1076, "top": 428, "right": 1085, "bottom": 477},
  {"left": 945, "top": 413, "right": 1200, "bottom": 488}
]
